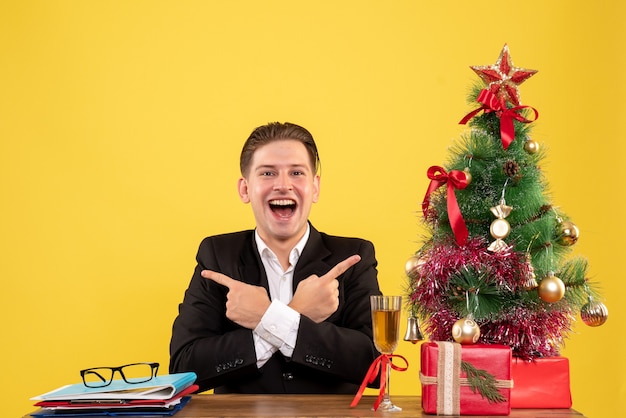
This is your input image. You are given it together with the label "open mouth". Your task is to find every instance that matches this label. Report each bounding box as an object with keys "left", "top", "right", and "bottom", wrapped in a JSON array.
[{"left": 269, "top": 199, "right": 297, "bottom": 218}]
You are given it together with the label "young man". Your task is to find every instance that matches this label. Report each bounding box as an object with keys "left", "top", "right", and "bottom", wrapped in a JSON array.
[{"left": 169, "top": 122, "right": 381, "bottom": 393}]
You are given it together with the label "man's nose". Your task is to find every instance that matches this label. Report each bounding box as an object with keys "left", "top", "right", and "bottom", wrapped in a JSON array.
[{"left": 273, "top": 173, "right": 293, "bottom": 190}]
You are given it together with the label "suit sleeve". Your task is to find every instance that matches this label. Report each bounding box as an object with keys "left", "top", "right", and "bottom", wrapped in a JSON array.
[
  {"left": 169, "top": 238, "right": 260, "bottom": 392},
  {"left": 289, "top": 239, "right": 382, "bottom": 385}
]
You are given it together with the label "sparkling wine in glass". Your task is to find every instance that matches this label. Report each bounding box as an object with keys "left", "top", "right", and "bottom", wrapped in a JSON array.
[{"left": 370, "top": 295, "right": 402, "bottom": 412}]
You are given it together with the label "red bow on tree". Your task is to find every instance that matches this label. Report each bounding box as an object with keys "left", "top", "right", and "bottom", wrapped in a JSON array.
[
  {"left": 422, "top": 166, "right": 469, "bottom": 246},
  {"left": 459, "top": 89, "right": 538, "bottom": 149}
]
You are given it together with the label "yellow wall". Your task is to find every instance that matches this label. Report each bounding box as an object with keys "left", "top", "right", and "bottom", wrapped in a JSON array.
[{"left": 1, "top": 2, "right": 624, "bottom": 417}]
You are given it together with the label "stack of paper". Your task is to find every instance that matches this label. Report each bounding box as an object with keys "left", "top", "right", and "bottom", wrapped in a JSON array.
[{"left": 28, "top": 372, "right": 198, "bottom": 417}]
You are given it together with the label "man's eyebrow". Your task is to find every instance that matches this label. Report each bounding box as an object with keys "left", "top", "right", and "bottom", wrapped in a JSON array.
[{"left": 254, "top": 164, "right": 310, "bottom": 171}]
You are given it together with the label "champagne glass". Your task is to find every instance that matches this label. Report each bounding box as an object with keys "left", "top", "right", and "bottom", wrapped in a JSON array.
[{"left": 370, "top": 295, "right": 402, "bottom": 412}]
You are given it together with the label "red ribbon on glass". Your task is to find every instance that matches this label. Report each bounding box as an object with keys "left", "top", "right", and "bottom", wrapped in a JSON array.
[
  {"left": 422, "top": 166, "right": 469, "bottom": 246},
  {"left": 459, "top": 89, "right": 539, "bottom": 150},
  {"left": 350, "top": 353, "right": 409, "bottom": 411}
]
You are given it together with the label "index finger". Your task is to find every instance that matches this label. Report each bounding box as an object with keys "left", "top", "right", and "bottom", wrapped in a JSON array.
[
  {"left": 201, "top": 270, "right": 237, "bottom": 289},
  {"left": 321, "top": 254, "right": 361, "bottom": 281}
]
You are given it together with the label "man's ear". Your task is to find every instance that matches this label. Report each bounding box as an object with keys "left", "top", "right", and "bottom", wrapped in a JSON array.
[
  {"left": 238, "top": 177, "right": 250, "bottom": 203},
  {"left": 312, "top": 174, "right": 320, "bottom": 203}
]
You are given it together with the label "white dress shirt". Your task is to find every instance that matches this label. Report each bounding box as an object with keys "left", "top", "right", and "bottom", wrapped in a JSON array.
[{"left": 252, "top": 226, "right": 310, "bottom": 368}]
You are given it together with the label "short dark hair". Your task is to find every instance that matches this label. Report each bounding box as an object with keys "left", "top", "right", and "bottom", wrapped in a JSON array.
[{"left": 240, "top": 122, "right": 320, "bottom": 177}]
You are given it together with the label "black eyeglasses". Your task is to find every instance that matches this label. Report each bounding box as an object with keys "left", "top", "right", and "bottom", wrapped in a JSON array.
[{"left": 80, "top": 362, "right": 159, "bottom": 388}]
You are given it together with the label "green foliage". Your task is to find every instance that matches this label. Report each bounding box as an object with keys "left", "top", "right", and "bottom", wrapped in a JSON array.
[
  {"left": 460, "top": 361, "right": 507, "bottom": 403},
  {"left": 559, "top": 257, "right": 593, "bottom": 308},
  {"left": 446, "top": 266, "right": 504, "bottom": 320}
]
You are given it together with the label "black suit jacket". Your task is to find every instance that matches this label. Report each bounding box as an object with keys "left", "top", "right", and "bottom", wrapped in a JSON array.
[{"left": 169, "top": 224, "right": 382, "bottom": 393}]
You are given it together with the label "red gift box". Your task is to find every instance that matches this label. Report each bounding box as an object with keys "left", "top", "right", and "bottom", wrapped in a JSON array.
[
  {"left": 511, "top": 356, "right": 572, "bottom": 408},
  {"left": 420, "top": 342, "right": 512, "bottom": 416}
]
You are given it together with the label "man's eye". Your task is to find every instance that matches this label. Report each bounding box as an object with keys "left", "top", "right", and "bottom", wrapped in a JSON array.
[
  {"left": 292, "top": 171, "right": 304, "bottom": 176},
  {"left": 261, "top": 171, "right": 275, "bottom": 176}
]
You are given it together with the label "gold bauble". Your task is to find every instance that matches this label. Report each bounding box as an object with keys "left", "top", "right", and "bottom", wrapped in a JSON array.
[
  {"left": 524, "top": 139, "right": 540, "bottom": 154},
  {"left": 580, "top": 300, "right": 609, "bottom": 327},
  {"left": 463, "top": 167, "right": 472, "bottom": 185},
  {"left": 405, "top": 255, "right": 426, "bottom": 278},
  {"left": 489, "top": 218, "right": 511, "bottom": 240},
  {"left": 451, "top": 317, "right": 481, "bottom": 344},
  {"left": 556, "top": 221, "right": 579, "bottom": 246},
  {"left": 538, "top": 274, "right": 565, "bottom": 303}
]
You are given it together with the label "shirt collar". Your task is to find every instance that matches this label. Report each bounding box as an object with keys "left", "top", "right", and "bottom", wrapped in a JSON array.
[{"left": 255, "top": 224, "right": 311, "bottom": 265}]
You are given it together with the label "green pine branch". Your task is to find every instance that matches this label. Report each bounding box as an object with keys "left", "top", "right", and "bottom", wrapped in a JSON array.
[
  {"left": 460, "top": 361, "right": 507, "bottom": 404},
  {"left": 447, "top": 266, "right": 503, "bottom": 320}
]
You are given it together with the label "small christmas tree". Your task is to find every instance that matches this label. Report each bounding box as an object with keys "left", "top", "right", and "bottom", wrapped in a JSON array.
[{"left": 406, "top": 45, "right": 608, "bottom": 360}]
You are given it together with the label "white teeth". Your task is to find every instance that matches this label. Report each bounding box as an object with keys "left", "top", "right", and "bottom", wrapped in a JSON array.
[{"left": 269, "top": 199, "right": 295, "bottom": 206}]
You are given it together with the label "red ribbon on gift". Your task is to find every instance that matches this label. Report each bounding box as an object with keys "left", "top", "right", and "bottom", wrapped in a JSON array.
[
  {"left": 422, "top": 166, "right": 469, "bottom": 246},
  {"left": 350, "top": 353, "right": 409, "bottom": 411},
  {"left": 459, "top": 89, "right": 539, "bottom": 150}
]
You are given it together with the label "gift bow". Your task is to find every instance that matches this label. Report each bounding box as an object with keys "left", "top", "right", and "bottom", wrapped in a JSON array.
[
  {"left": 459, "top": 89, "right": 539, "bottom": 150},
  {"left": 422, "top": 166, "right": 469, "bottom": 246},
  {"left": 350, "top": 353, "right": 409, "bottom": 411}
]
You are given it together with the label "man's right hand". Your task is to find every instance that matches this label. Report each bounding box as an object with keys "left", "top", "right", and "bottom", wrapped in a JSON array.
[
  {"left": 202, "top": 270, "right": 271, "bottom": 330},
  {"left": 288, "top": 254, "right": 361, "bottom": 323}
]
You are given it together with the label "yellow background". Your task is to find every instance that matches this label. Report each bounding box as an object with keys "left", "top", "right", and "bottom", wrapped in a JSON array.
[{"left": 1, "top": 2, "right": 624, "bottom": 417}]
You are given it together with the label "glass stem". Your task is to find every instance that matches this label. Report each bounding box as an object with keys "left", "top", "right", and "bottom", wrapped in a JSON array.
[{"left": 384, "top": 359, "right": 391, "bottom": 403}]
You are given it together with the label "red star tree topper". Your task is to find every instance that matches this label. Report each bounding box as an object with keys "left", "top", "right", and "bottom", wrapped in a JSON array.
[{"left": 470, "top": 44, "right": 537, "bottom": 106}]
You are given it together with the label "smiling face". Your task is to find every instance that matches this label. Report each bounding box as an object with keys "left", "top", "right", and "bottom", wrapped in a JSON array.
[{"left": 238, "top": 139, "right": 320, "bottom": 250}]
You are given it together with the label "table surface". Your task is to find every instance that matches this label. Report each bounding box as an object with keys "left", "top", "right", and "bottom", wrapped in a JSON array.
[{"left": 23, "top": 394, "right": 587, "bottom": 418}]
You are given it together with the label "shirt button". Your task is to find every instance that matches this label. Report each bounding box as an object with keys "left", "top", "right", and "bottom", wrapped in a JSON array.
[
  {"left": 270, "top": 325, "right": 277, "bottom": 332},
  {"left": 283, "top": 373, "right": 294, "bottom": 381}
]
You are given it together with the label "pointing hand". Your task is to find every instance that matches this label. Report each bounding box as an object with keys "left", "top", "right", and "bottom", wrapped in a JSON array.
[
  {"left": 289, "top": 255, "right": 361, "bottom": 323},
  {"left": 202, "top": 270, "right": 271, "bottom": 330}
]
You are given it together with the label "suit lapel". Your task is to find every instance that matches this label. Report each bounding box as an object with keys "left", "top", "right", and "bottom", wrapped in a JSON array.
[
  {"left": 237, "top": 232, "right": 269, "bottom": 291},
  {"left": 293, "top": 225, "right": 332, "bottom": 288}
]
